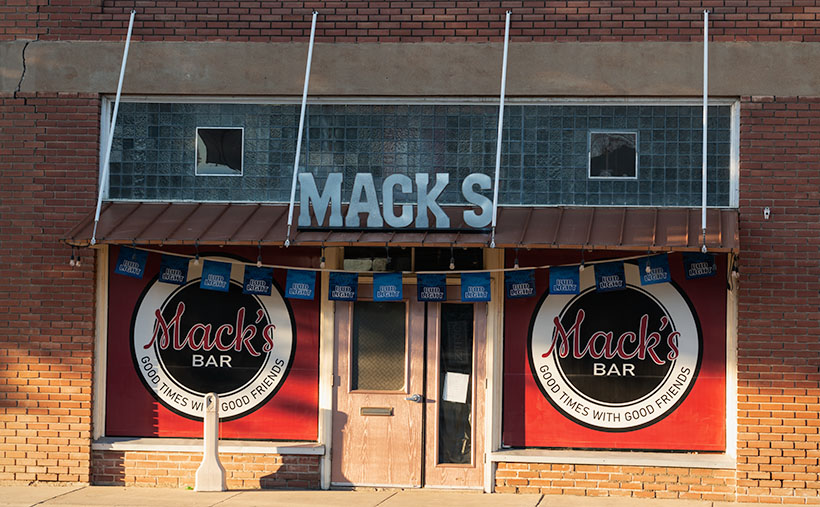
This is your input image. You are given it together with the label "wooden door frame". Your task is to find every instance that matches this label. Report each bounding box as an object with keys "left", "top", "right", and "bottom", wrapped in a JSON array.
[
  {"left": 483, "top": 248, "right": 504, "bottom": 493},
  {"left": 329, "top": 279, "right": 492, "bottom": 489}
]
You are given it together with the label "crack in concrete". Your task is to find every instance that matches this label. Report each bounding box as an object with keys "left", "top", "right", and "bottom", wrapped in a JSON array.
[
  {"left": 28, "top": 485, "right": 88, "bottom": 506},
  {"left": 14, "top": 39, "right": 35, "bottom": 98}
]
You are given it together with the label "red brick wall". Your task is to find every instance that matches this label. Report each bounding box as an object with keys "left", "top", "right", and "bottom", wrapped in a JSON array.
[
  {"left": 495, "top": 463, "right": 736, "bottom": 500},
  {"left": 0, "top": 92, "right": 100, "bottom": 482},
  {"left": 91, "top": 450, "right": 320, "bottom": 489},
  {"left": 4, "top": 1, "right": 820, "bottom": 42},
  {"left": 736, "top": 96, "right": 820, "bottom": 503}
]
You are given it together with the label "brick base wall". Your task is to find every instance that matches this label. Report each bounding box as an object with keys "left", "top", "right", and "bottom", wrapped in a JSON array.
[
  {"left": 91, "top": 450, "right": 320, "bottom": 489},
  {"left": 495, "top": 463, "right": 736, "bottom": 501}
]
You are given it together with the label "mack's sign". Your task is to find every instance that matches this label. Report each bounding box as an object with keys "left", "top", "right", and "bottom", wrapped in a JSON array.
[
  {"left": 131, "top": 258, "right": 296, "bottom": 420},
  {"left": 528, "top": 263, "right": 702, "bottom": 432},
  {"left": 298, "top": 172, "right": 493, "bottom": 229}
]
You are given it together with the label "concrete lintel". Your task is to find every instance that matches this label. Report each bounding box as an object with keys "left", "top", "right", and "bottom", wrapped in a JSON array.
[
  {"left": 0, "top": 40, "right": 29, "bottom": 93},
  {"left": 3, "top": 40, "right": 820, "bottom": 97}
]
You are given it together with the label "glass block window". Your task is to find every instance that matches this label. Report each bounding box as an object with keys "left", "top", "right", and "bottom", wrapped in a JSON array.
[{"left": 107, "top": 102, "right": 733, "bottom": 207}]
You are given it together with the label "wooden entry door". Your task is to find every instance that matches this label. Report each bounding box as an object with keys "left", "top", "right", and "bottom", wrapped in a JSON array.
[
  {"left": 423, "top": 302, "right": 486, "bottom": 488},
  {"left": 331, "top": 289, "right": 485, "bottom": 489}
]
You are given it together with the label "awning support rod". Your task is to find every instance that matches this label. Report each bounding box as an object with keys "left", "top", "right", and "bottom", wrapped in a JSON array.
[
  {"left": 701, "top": 10, "right": 709, "bottom": 253},
  {"left": 490, "top": 10, "right": 512, "bottom": 249},
  {"left": 91, "top": 9, "right": 136, "bottom": 246},
  {"left": 285, "top": 10, "right": 319, "bottom": 248}
]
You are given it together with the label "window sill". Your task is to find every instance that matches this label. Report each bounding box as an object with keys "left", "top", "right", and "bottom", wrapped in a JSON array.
[
  {"left": 92, "top": 437, "right": 324, "bottom": 455},
  {"left": 489, "top": 449, "right": 734, "bottom": 470}
]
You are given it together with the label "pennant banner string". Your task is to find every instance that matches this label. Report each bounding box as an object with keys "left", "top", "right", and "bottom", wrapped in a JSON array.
[{"left": 122, "top": 245, "right": 679, "bottom": 275}]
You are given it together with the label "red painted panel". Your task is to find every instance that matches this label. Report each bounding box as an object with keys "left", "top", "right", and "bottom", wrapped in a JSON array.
[
  {"left": 105, "top": 245, "right": 319, "bottom": 440},
  {"left": 503, "top": 250, "right": 726, "bottom": 451}
]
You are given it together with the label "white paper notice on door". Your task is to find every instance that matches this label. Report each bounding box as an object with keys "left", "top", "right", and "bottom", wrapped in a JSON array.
[{"left": 442, "top": 372, "right": 470, "bottom": 403}]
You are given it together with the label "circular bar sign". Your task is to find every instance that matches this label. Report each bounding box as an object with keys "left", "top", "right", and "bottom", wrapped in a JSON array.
[
  {"left": 528, "top": 264, "right": 701, "bottom": 432},
  {"left": 131, "top": 259, "right": 295, "bottom": 420}
]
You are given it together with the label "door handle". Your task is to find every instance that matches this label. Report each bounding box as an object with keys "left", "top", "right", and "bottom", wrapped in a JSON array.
[{"left": 405, "top": 394, "right": 423, "bottom": 403}]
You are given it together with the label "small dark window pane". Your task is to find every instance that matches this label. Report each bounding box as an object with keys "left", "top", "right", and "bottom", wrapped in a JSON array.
[
  {"left": 196, "top": 127, "right": 243, "bottom": 175},
  {"left": 589, "top": 132, "right": 637, "bottom": 178},
  {"left": 438, "top": 304, "right": 474, "bottom": 464},
  {"left": 414, "top": 247, "right": 483, "bottom": 271}
]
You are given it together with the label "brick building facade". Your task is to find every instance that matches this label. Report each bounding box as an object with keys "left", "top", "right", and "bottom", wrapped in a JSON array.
[{"left": 2, "top": 2, "right": 819, "bottom": 503}]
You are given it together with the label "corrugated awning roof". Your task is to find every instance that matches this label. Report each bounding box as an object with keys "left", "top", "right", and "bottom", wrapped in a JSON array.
[{"left": 64, "top": 202, "right": 739, "bottom": 252}]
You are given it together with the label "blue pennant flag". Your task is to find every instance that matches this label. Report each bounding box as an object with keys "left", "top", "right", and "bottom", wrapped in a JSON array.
[
  {"left": 639, "top": 254, "right": 671, "bottom": 286},
  {"left": 373, "top": 272, "right": 403, "bottom": 302},
  {"left": 461, "top": 272, "right": 491, "bottom": 302},
  {"left": 549, "top": 266, "right": 580, "bottom": 295},
  {"left": 683, "top": 252, "right": 717, "bottom": 279},
  {"left": 595, "top": 261, "right": 627, "bottom": 292},
  {"left": 200, "top": 260, "right": 232, "bottom": 292},
  {"left": 158, "top": 254, "right": 189, "bottom": 285},
  {"left": 417, "top": 273, "right": 447, "bottom": 302},
  {"left": 285, "top": 269, "right": 316, "bottom": 300},
  {"left": 506, "top": 269, "right": 536, "bottom": 299},
  {"left": 242, "top": 266, "right": 274, "bottom": 296},
  {"left": 329, "top": 272, "right": 358, "bottom": 301},
  {"left": 114, "top": 246, "right": 147, "bottom": 279}
]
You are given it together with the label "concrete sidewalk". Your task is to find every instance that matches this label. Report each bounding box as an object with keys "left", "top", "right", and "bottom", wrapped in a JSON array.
[{"left": 0, "top": 486, "right": 759, "bottom": 507}]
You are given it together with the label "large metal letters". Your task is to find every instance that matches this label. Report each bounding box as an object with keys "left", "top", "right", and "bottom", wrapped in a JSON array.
[{"left": 297, "top": 172, "right": 493, "bottom": 229}]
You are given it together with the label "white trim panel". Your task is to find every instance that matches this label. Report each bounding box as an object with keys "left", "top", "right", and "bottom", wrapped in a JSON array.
[
  {"left": 92, "top": 246, "right": 109, "bottom": 440},
  {"left": 490, "top": 449, "right": 734, "bottom": 470},
  {"left": 92, "top": 437, "right": 324, "bottom": 455}
]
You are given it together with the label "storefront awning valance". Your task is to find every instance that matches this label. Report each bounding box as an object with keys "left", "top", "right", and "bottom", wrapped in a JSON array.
[{"left": 64, "top": 202, "right": 738, "bottom": 252}]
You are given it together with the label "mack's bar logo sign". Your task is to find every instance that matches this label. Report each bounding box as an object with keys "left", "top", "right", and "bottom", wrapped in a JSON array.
[
  {"left": 131, "top": 258, "right": 295, "bottom": 420},
  {"left": 528, "top": 264, "right": 701, "bottom": 432},
  {"left": 298, "top": 172, "right": 493, "bottom": 229}
]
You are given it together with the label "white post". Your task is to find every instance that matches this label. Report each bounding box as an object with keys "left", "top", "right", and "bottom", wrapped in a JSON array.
[
  {"left": 91, "top": 9, "right": 136, "bottom": 246},
  {"left": 285, "top": 11, "right": 319, "bottom": 247},
  {"left": 701, "top": 10, "right": 709, "bottom": 253},
  {"left": 490, "top": 11, "right": 512, "bottom": 249},
  {"left": 195, "top": 393, "right": 226, "bottom": 492}
]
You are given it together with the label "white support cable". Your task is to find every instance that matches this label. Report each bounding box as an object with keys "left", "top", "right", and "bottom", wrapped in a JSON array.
[
  {"left": 701, "top": 10, "right": 709, "bottom": 254},
  {"left": 91, "top": 9, "right": 136, "bottom": 246},
  {"left": 285, "top": 11, "right": 319, "bottom": 248},
  {"left": 490, "top": 10, "right": 512, "bottom": 249}
]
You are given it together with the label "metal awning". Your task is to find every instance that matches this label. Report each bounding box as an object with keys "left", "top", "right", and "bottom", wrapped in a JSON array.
[{"left": 64, "top": 202, "right": 739, "bottom": 252}]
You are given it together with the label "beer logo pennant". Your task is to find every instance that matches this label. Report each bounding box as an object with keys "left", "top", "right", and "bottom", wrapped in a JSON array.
[
  {"left": 373, "top": 272, "right": 403, "bottom": 302},
  {"left": 329, "top": 272, "right": 358, "bottom": 301},
  {"left": 242, "top": 266, "right": 274, "bottom": 296},
  {"left": 506, "top": 269, "right": 536, "bottom": 299},
  {"left": 683, "top": 252, "right": 717, "bottom": 279},
  {"left": 639, "top": 254, "right": 671, "bottom": 286},
  {"left": 461, "top": 272, "right": 491, "bottom": 302},
  {"left": 594, "top": 261, "right": 626, "bottom": 292},
  {"left": 285, "top": 269, "right": 316, "bottom": 300},
  {"left": 417, "top": 273, "right": 447, "bottom": 302},
  {"left": 549, "top": 265, "right": 580, "bottom": 295},
  {"left": 158, "top": 254, "right": 189, "bottom": 285},
  {"left": 200, "top": 260, "right": 232, "bottom": 292},
  {"left": 114, "top": 246, "right": 147, "bottom": 279}
]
